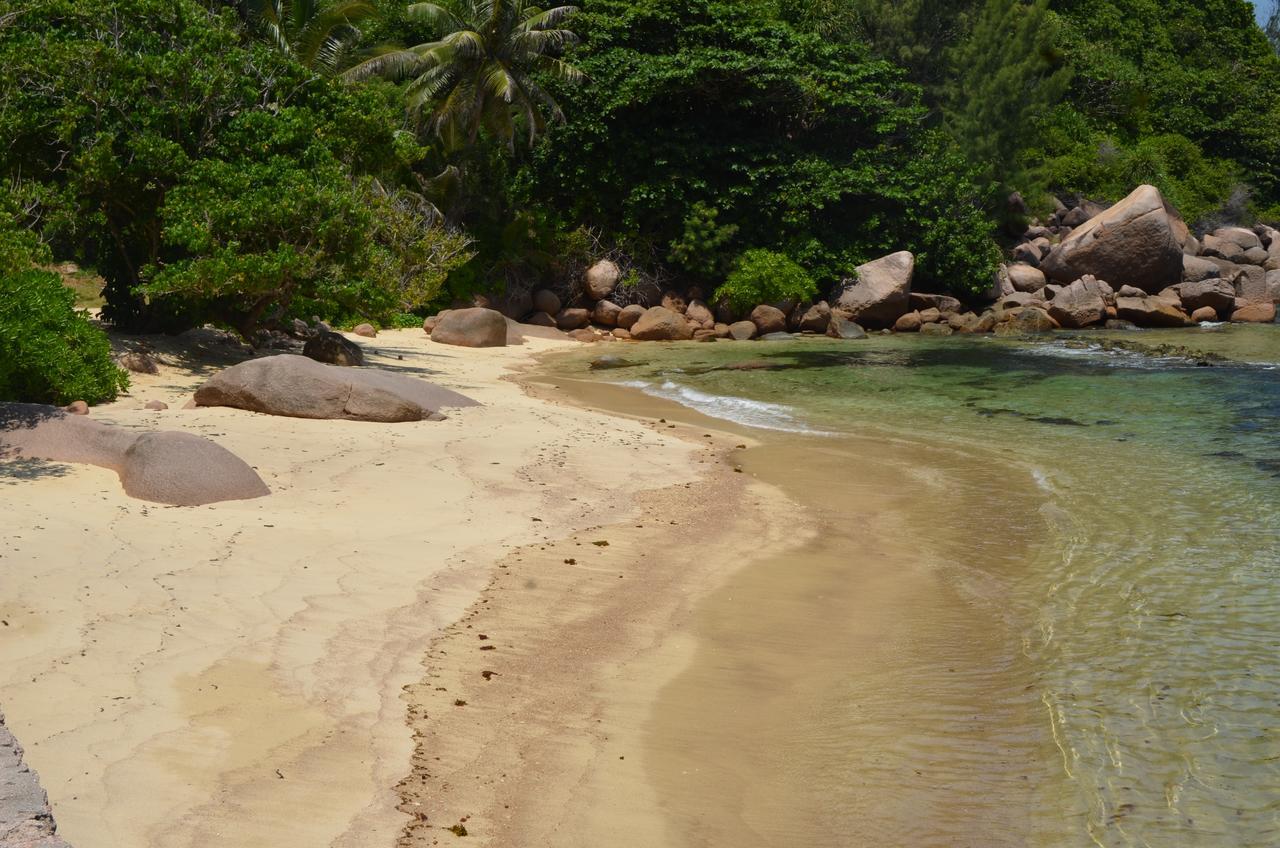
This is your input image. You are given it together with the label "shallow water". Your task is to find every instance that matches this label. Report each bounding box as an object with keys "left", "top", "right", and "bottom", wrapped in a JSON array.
[{"left": 562, "top": 325, "right": 1280, "bottom": 847}]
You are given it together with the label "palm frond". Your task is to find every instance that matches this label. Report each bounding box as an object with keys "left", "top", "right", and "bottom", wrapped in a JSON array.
[
  {"left": 533, "top": 55, "right": 584, "bottom": 85},
  {"left": 519, "top": 5, "right": 577, "bottom": 32},
  {"left": 342, "top": 46, "right": 430, "bottom": 81},
  {"left": 510, "top": 27, "right": 578, "bottom": 60},
  {"left": 405, "top": 2, "right": 466, "bottom": 32}
]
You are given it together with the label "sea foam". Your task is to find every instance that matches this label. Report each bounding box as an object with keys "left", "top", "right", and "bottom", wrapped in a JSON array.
[{"left": 613, "top": 380, "right": 830, "bottom": 434}]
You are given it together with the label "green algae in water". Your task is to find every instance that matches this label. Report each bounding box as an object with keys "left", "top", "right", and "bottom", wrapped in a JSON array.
[{"left": 560, "top": 326, "right": 1280, "bottom": 847}]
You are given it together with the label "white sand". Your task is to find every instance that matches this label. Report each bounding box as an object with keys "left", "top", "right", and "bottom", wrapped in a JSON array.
[{"left": 0, "top": 329, "right": 702, "bottom": 848}]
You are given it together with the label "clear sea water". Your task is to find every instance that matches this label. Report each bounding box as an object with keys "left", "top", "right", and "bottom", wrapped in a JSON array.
[{"left": 562, "top": 325, "right": 1280, "bottom": 847}]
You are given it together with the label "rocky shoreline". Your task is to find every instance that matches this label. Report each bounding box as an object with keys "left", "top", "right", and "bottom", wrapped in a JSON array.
[
  {"left": 416, "top": 185, "right": 1277, "bottom": 350},
  {"left": 1, "top": 711, "right": 71, "bottom": 848}
]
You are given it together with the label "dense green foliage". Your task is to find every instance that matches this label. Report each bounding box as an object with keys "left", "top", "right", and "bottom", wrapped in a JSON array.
[
  {"left": 0, "top": 270, "right": 129, "bottom": 405},
  {"left": 1046, "top": 0, "right": 1280, "bottom": 220},
  {"left": 941, "top": 0, "right": 1070, "bottom": 197},
  {"left": 788, "top": 0, "right": 1280, "bottom": 223},
  {"left": 517, "top": 0, "right": 999, "bottom": 296},
  {"left": 715, "top": 249, "right": 817, "bottom": 313},
  {"left": 0, "top": 0, "right": 466, "bottom": 336},
  {"left": 2, "top": 0, "right": 1278, "bottom": 409}
]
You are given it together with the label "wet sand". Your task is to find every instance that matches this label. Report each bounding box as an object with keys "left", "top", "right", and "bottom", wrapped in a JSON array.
[{"left": 410, "top": 362, "right": 1060, "bottom": 847}]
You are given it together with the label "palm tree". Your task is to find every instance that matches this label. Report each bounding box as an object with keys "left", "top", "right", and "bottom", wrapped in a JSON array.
[
  {"left": 343, "top": 1, "right": 582, "bottom": 149},
  {"left": 253, "top": 0, "right": 377, "bottom": 72}
]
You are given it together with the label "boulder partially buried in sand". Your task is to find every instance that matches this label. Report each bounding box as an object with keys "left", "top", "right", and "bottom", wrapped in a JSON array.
[
  {"left": 0, "top": 403, "right": 269, "bottom": 506},
  {"left": 194, "top": 354, "right": 477, "bottom": 422}
]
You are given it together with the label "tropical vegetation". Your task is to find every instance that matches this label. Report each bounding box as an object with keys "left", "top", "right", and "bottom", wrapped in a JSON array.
[{"left": 1, "top": 0, "right": 1278, "bottom": 403}]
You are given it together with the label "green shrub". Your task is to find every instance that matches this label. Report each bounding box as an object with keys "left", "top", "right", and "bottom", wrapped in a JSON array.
[
  {"left": 715, "top": 250, "right": 817, "bottom": 313},
  {"left": 0, "top": 270, "right": 128, "bottom": 405}
]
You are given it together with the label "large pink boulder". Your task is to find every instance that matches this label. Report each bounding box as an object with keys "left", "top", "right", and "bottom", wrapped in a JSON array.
[
  {"left": 1040, "top": 185, "right": 1183, "bottom": 293},
  {"left": 629, "top": 306, "right": 693, "bottom": 341},
  {"left": 1115, "top": 296, "right": 1192, "bottom": 327},
  {"left": 616, "top": 304, "right": 646, "bottom": 330},
  {"left": 584, "top": 260, "right": 621, "bottom": 300},
  {"left": 430, "top": 307, "right": 509, "bottom": 348},
  {"left": 832, "top": 251, "right": 914, "bottom": 328},
  {"left": 194, "top": 355, "right": 477, "bottom": 423},
  {"left": 749, "top": 305, "right": 787, "bottom": 335}
]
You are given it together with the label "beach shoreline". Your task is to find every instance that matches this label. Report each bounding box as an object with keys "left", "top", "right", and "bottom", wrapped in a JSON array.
[
  {"left": 389, "top": 360, "right": 808, "bottom": 846},
  {"left": 0, "top": 329, "right": 793, "bottom": 848}
]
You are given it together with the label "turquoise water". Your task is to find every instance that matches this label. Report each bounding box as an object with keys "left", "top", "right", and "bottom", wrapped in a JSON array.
[{"left": 568, "top": 325, "right": 1280, "bottom": 847}]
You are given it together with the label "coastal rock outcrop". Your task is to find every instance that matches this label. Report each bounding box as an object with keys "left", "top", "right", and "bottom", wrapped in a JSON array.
[
  {"left": 796, "top": 301, "right": 831, "bottom": 333},
  {"left": 304, "top": 331, "right": 364, "bottom": 366},
  {"left": 584, "top": 260, "right": 621, "bottom": 300},
  {"left": 1048, "top": 278, "right": 1108, "bottom": 328},
  {"left": 826, "top": 314, "right": 868, "bottom": 339},
  {"left": 430, "top": 308, "right": 509, "bottom": 348},
  {"left": 532, "top": 289, "right": 561, "bottom": 315},
  {"left": 1006, "top": 263, "right": 1047, "bottom": 293},
  {"left": 194, "top": 355, "right": 477, "bottom": 422},
  {"left": 831, "top": 251, "right": 914, "bottom": 328},
  {"left": 117, "top": 431, "right": 271, "bottom": 506},
  {"left": 555, "top": 308, "right": 592, "bottom": 331},
  {"left": 1040, "top": 185, "right": 1183, "bottom": 293},
  {"left": 1230, "top": 301, "right": 1276, "bottom": 323},
  {"left": 629, "top": 306, "right": 693, "bottom": 341},
  {"left": 0, "top": 403, "right": 269, "bottom": 506},
  {"left": 616, "top": 305, "right": 646, "bottom": 330},
  {"left": 1, "top": 708, "right": 73, "bottom": 848},
  {"left": 749, "top": 305, "right": 787, "bottom": 335},
  {"left": 1115, "top": 296, "right": 1192, "bottom": 327},
  {"left": 1175, "top": 279, "right": 1235, "bottom": 316}
]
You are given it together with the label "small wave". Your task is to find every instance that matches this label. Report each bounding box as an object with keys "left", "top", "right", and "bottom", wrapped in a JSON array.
[{"left": 612, "top": 379, "right": 831, "bottom": 434}]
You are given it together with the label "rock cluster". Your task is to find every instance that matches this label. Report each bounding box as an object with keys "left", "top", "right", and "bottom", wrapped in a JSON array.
[
  {"left": 415, "top": 185, "right": 1275, "bottom": 345},
  {"left": 1000, "top": 184, "right": 1280, "bottom": 328}
]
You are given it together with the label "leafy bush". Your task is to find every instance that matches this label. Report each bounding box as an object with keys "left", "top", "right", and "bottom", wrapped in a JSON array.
[
  {"left": 0, "top": 194, "right": 47, "bottom": 276},
  {"left": 715, "top": 250, "right": 817, "bottom": 313},
  {"left": 0, "top": 270, "right": 128, "bottom": 405},
  {"left": 0, "top": 0, "right": 442, "bottom": 336}
]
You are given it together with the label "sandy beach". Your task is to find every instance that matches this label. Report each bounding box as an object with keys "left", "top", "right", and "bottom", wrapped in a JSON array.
[{"left": 0, "top": 328, "right": 788, "bottom": 848}]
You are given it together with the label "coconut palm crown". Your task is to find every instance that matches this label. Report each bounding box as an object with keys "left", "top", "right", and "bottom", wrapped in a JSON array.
[
  {"left": 254, "top": 0, "right": 376, "bottom": 72},
  {"left": 343, "top": 1, "right": 582, "bottom": 149}
]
